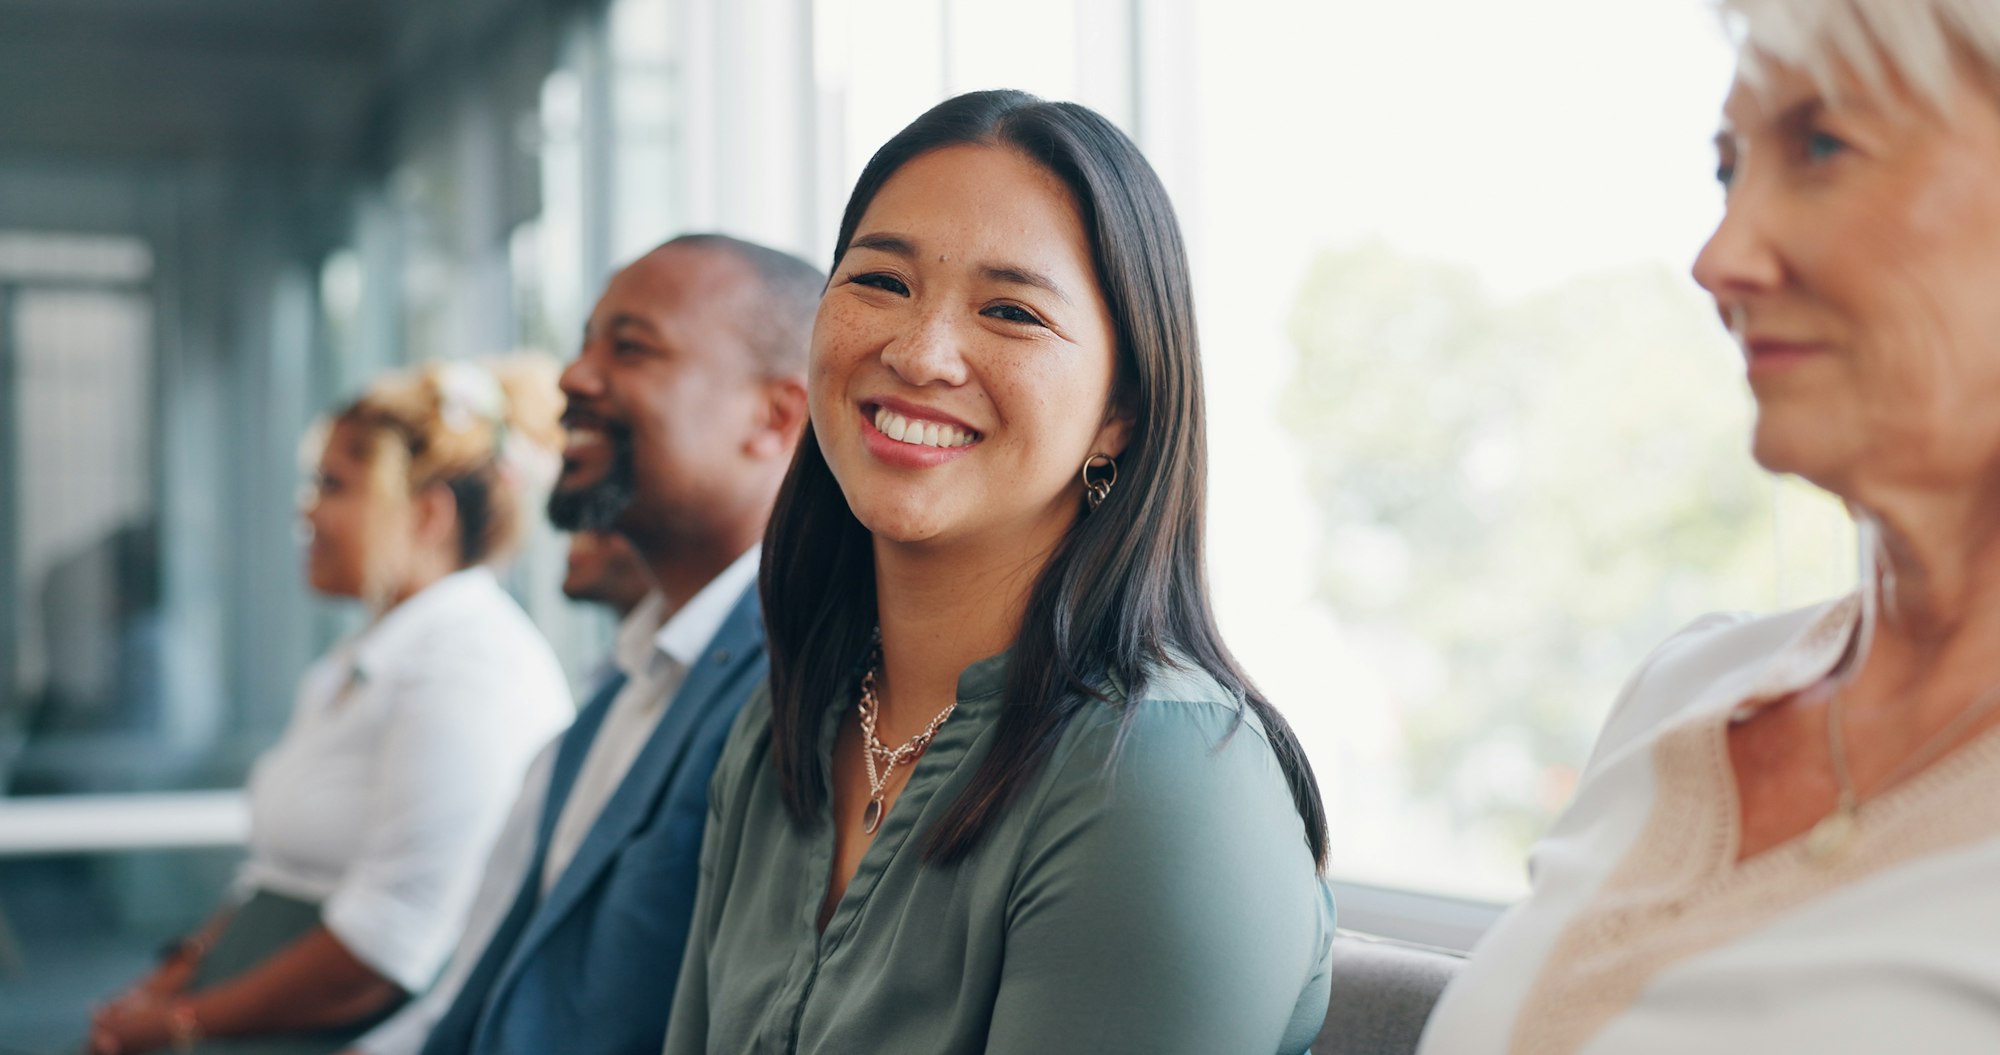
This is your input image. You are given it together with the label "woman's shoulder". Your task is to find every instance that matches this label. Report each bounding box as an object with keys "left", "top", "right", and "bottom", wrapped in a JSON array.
[
  {"left": 385, "top": 569, "right": 556, "bottom": 667},
  {"left": 359, "top": 570, "right": 569, "bottom": 721},
  {"left": 429, "top": 568, "right": 550, "bottom": 645},
  {"left": 1589, "top": 595, "right": 1856, "bottom": 767},
  {"left": 1051, "top": 653, "right": 1281, "bottom": 793},
  {"left": 1015, "top": 655, "right": 1321, "bottom": 911},
  {"left": 1120, "top": 650, "right": 1264, "bottom": 730}
]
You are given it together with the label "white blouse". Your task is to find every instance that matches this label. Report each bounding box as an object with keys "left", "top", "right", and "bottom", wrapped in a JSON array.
[
  {"left": 1418, "top": 595, "right": 2000, "bottom": 1054},
  {"left": 236, "top": 567, "right": 572, "bottom": 991}
]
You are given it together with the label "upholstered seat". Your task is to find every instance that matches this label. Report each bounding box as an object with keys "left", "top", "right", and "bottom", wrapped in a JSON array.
[{"left": 1313, "top": 936, "right": 1463, "bottom": 1055}]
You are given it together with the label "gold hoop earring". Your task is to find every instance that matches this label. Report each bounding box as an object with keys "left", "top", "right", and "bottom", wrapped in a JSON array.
[{"left": 1081, "top": 453, "right": 1117, "bottom": 512}]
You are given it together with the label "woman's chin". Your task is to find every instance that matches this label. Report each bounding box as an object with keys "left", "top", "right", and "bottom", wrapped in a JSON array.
[
  {"left": 1750, "top": 417, "right": 1856, "bottom": 497},
  {"left": 1748, "top": 424, "right": 1799, "bottom": 476},
  {"left": 849, "top": 496, "right": 955, "bottom": 548},
  {"left": 306, "top": 564, "right": 361, "bottom": 600},
  {"left": 860, "top": 516, "right": 949, "bottom": 548}
]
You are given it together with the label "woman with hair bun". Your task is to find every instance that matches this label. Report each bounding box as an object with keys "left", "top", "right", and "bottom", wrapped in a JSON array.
[{"left": 86, "top": 358, "right": 574, "bottom": 1055}]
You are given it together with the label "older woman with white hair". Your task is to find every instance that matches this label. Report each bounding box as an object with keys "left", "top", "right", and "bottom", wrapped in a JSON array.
[{"left": 1417, "top": 2, "right": 2000, "bottom": 1052}]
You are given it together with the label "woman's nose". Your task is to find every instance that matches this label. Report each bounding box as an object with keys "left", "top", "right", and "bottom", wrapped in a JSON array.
[
  {"left": 1692, "top": 193, "right": 1785, "bottom": 325},
  {"left": 297, "top": 497, "right": 322, "bottom": 544},
  {"left": 879, "top": 310, "right": 971, "bottom": 388}
]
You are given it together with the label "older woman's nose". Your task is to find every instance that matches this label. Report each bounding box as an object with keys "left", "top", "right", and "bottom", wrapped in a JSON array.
[
  {"left": 1692, "top": 199, "right": 1785, "bottom": 311},
  {"left": 879, "top": 311, "right": 971, "bottom": 388}
]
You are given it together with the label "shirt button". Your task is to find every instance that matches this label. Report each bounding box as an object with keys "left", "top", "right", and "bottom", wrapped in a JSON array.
[{"left": 713, "top": 648, "right": 731, "bottom": 665}]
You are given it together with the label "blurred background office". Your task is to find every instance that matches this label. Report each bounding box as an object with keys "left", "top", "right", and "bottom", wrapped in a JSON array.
[{"left": 0, "top": 0, "right": 1855, "bottom": 1046}]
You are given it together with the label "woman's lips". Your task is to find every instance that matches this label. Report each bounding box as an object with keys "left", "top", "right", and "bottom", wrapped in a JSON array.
[
  {"left": 1744, "top": 338, "right": 1830, "bottom": 377},
  {"left": 858, "top": 403, "right": 982, "bottom": 469}
]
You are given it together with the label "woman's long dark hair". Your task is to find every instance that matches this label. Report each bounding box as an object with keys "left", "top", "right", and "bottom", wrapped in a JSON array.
[{"left": 762, "top": 90, "right": 1330, "bottom": 869}]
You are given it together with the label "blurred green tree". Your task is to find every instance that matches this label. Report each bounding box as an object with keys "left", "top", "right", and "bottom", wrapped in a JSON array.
[{"left": 1283, "top": 242, "right": 1849, "bottom": 856}]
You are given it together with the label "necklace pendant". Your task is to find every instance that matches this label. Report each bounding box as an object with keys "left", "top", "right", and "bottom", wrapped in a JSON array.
[
  {"left": 1805, "top": 807, "right": 1857, "bottom": 863},
  {"left": 861, "top": 798, "right": 884, "bottom": 836}
]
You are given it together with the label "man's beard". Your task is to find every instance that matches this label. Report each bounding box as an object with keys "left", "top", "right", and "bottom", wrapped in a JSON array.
[{"left": 547, "top": 424, "right": 638, "bottom": 532}]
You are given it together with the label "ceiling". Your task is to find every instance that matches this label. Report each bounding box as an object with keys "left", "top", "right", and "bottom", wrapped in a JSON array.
[{"left": 0, "top": 0, "right": 552, "bottom": 168}]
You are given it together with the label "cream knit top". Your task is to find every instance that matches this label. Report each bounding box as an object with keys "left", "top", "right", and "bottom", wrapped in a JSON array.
[{"left": 1418, "top": 595, "right": 2000, "bottom": 1054}]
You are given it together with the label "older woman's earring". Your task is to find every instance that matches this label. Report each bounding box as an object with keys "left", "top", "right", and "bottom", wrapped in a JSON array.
[{"left": 1081, "top": 454, "right": 1117, "bottom": 512}]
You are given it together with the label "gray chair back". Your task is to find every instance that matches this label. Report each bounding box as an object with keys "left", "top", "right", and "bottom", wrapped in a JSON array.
[{"left": 1312, "top": 935, "right": 1463, "bottom": 1055}]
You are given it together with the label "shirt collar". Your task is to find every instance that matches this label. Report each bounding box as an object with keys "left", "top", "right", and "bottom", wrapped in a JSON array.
[
  {"left": 611, "top": 590, "right": 669, "bottom": 680},
  {"left": 1727, "top": 591, "right": 1863, "bottom": 721},
  {"left": 954, "top": 649, "right": 1011, "bottom": 706},
  {"left": 350, "top": 566, "right": 500, "bottom": 678},
  {"left": 652, "top": 546, "right": 762, "bottom": 671},
  {"left": 813, "top": 644, "right": 1015, "bottom": 723}
]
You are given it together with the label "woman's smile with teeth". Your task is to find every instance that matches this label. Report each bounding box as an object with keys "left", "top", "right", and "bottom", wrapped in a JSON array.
[{"left": 873, "top": 406, "right": 980, "bottom": 449}]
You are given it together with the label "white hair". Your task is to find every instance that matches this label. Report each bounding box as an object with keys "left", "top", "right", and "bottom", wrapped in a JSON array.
[{"left": 1717, "top": 0, "right": 2000, "bottom": 109}]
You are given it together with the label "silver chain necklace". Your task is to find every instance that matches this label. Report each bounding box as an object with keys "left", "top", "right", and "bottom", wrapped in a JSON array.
[
  {"left": 1806, "top": 678, "right": 2000, "bottom": 862},
  {"left": 854, "top": 641, "right": 957, "bottom": 836}
]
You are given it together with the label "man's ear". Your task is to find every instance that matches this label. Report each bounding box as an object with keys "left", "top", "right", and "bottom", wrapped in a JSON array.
[{"left": 747, "top": 376, "right": 810, "bottom": 460}]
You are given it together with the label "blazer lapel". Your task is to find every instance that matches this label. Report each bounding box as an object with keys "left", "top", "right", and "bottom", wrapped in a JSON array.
[
  {"left": 498, "top": 584, "right": 765, "bottom": 978},
  {"left": 423, "top": 672, "right": 624, "bottom": 1055},
  {"left": 536, "top": 670, "right": 627, "bottom": 854}
]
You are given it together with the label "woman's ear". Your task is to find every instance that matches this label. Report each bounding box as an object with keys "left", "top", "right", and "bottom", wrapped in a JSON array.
[
  {"left": 1094, "top": 390, "right": 1136, "bottom": 460},
  {"left": 410, "top": 482, "right": 460, "bottom": 554}
]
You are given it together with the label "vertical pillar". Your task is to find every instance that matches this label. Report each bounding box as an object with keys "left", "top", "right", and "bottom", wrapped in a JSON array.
[
  {"left": 0, "top": 284, "right": 18, "bottom": 718},
  {"left": 675, "top": 0, "right": 819, "bottom": 257}
]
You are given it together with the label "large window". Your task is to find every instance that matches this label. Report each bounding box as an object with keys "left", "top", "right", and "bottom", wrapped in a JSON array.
[
  {"left": 1179, "top": 0, "right": 1855, "bottom": 901},
  {"left": 808, "top": 0, "right": 1856, "bottom": 903},
  {"left": 2, "top": 232, "right": 162, "bottom": 796}
]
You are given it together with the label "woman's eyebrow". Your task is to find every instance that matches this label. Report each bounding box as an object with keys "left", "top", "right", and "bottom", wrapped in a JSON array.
[
  {"left": 1730, "top": 95, "right": 1825, "bottom": 141},
  {"left": 846, "top": 232, "right": 916, "bottom": 257},
  {"left": 849, "top": 232, "right": 1073, "bottom": 306},
  {"left": 1771, "top": 96, "right": 1828, "bottom": 136},
  {"left": 982, "top": 264, "right": 1073, "bottom": 306}
]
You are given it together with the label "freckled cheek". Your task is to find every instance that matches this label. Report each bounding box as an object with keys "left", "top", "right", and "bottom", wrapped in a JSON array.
[
  {"left": 1041, "top": 353, "right": 1117, "bottom": 434},
  {"left": 809, "top": 304, "right": 887, "bottom": 398},
  {"left": 985, "top": 370, "right": 1093, "bottom": 474},
  {"left": 808, "top": 344, "right": 858, "bottom": 436}
]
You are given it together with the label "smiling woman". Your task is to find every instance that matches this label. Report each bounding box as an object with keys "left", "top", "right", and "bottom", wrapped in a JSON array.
[
  {"left": 662, "top": 90, "right": 1336, "bottom": 1055},
  {"left": 812, "top": 142, "right": 1126, "bottom": 550}
]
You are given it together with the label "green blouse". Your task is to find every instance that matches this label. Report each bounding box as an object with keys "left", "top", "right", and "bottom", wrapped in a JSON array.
[{"left": 663, "top": 651, "right": 1336, "bottom": 1055}]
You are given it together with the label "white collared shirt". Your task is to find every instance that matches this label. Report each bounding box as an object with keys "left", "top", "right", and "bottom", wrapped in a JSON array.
[
  {"left": 540, "top": 546, "right": 760, "bottom": 892},
  {"left": 236, "top": 568, "right": 572, "bottom": 992},
  {"left": 352, "top": 736, "right": 560, "bottom": 1055}
]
